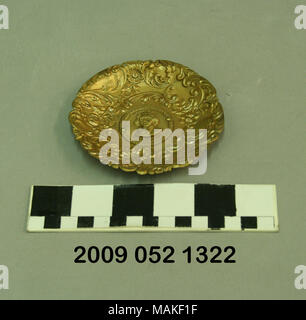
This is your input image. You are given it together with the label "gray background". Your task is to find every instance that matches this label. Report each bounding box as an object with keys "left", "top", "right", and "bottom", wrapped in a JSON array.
[{"left": 0, "top": 0, "right": 305, "bottom": 299}]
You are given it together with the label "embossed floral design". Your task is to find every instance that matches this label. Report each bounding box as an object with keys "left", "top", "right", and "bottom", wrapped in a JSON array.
[
  {"left": 69, "top": 60, "right": 224, "bottom": 175},
  {"left": 134, "top": 113, "right": 160, "bottom": 133},
  {"left": 144, "top": 62, "right": 173, "bottom": 88},
  {"left": 127, "top": 68, "right": 143, "bottom": 84}
]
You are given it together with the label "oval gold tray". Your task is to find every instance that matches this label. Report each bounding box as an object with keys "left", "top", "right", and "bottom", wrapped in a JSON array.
[{"left": 69, "top": 60, "right": 224, "bottom": 175}]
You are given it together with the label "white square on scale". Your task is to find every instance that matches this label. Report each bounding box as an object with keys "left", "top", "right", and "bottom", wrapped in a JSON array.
[
  {"left": 257, "top": 216, "right": 275, "bottom": 231},
  {"left": 191, "top": 216, "right": 208, "bottom": 229},
  {"left": 70, "top": 185, "right": 113, "bottom": 217},
  {"left": 126, "top": 216, "right": 143, "bottom": 227},
  {"left": 27, "top": 216, "right": 45, "bottom": 231},
  {"left": 94, "top": 217, "right": 111, "bottom": 228},
  {"left": 224, "top": 216, "right": 241, "bottom": 230},
  {"left": 61, "top": 216, "right": 78, "bottom": 229},
  {"left": 154, "top": 184, "right": 194, "bottom": 217},
  {"left": 158, "top": 217, "right": 175, "bottom": 228},
  {"left": 235, "top": 185, "right": 277, "bottom": 217}
]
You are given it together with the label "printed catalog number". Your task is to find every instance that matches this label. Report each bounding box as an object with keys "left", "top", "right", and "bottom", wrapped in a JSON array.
[{"left": 74, "top": 245, "right": 236, "bottom": 264}]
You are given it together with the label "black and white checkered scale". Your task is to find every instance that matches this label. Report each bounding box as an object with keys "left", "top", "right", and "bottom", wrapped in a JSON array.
[{"left": 27, "top": 184, "right": 278, "bottom": 232}]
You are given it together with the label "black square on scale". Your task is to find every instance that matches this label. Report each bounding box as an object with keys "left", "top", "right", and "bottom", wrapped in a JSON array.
[
  {"left": 30, "top": 186, "right": 73, "bottom": 217},
  {"left": 112, "top": 184, "right": 154, "bottom": 219},
  {"left": 194, "top": 184, "right": 236, "bottom": 217}
]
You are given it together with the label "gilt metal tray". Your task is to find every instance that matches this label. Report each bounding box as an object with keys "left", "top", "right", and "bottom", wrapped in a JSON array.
[{"left": 69, "top": 60, "right": 224, "bottom": 174}]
